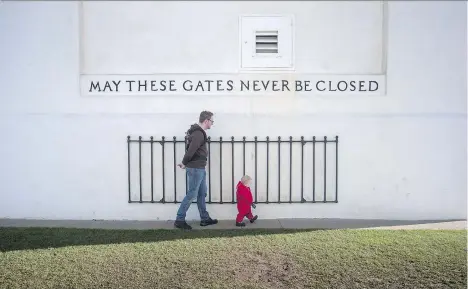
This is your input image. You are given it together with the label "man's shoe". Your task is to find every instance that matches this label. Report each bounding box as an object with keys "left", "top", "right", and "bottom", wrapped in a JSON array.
[
  {"left": 236, "top": 222, "right": 246, "bottom": 227},
  {"left": 174, "top": 221, "right": 192, "bottom": 230},
  {"left": 200, "top": 218, "right": 218, "bottom": 227},
  {"left": 250, "top": 215, "right": 258, "bottom": 223}
]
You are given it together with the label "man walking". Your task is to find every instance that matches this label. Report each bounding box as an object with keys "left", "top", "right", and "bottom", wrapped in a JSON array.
[{"left": 174, "top": 111, "right": 218, "bottom": 230}]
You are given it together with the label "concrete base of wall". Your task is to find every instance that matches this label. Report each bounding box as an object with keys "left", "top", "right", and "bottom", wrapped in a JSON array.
[{"left": 0, "top": 218, "right": 465, "bottom": 230}]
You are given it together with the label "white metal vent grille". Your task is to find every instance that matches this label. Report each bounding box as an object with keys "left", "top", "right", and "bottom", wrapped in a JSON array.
[{"left": 255, "top": 31, "right": 278, "bottom": 54}]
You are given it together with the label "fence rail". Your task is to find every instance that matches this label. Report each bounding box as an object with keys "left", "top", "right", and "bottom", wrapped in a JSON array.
[{"left": 127, "top": 135, "right": 339, "bottom": 204}]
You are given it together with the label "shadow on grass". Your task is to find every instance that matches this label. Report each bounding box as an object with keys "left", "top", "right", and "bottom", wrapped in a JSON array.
[{"left": 0, "top": 227, "right": 322, "bottom": 252}]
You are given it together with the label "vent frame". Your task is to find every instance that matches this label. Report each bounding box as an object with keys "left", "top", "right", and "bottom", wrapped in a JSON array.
[{"left": 240, "top": 15, "right": 294, "bottom": 70}]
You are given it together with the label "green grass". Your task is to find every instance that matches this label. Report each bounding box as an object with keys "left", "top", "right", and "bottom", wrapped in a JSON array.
[{"left": 0, "top": 228, "right": 466, "bottom": 289}]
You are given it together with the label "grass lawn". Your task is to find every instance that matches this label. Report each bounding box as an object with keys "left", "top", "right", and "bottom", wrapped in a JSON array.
[{"left": 0, "top": 228, "right": 466, "bottom": 289}]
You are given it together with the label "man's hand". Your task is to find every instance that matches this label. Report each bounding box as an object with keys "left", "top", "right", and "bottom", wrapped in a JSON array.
[{"left": 177, "top": 164, "right": 186, "bottom": 169}]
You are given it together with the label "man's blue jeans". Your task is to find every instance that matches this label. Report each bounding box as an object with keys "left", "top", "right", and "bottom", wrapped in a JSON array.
[{"left": 176, "top": 167, "right": 211, "bottom": 222}]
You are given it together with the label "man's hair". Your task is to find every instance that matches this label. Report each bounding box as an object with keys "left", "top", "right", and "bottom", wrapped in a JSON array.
[{"left": 199, "top": 111, "right": 213, "bottom": 123}]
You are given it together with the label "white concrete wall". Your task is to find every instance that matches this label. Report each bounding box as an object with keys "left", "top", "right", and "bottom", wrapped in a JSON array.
[
  {"left": 0, "top": 1, "right": 466, "bottom": 221},
  {"left": 81, "top": 1, "right": 385, "bottom": 74}
]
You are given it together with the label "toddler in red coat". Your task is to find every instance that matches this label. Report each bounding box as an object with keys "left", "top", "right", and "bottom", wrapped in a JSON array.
[{"left": 236, "top": 175, "right": 258, "bottom": 227}]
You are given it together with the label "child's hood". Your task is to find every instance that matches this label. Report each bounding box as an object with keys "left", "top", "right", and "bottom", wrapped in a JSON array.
[{"left": 236, "top": 181, "right": 247, "bottom": 190}]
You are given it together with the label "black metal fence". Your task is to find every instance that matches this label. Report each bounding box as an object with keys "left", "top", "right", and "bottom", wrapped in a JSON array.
[{"left": 127, "top": 136, "right": 339, "bottom": 204}]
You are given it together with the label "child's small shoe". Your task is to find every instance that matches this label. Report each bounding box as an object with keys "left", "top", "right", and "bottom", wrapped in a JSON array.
[
  {"left": 236, "top": 222, "right": 246, "bottom": 227},
  {"left": 250, "top": 215, "right": 258, "bottom": 223}
]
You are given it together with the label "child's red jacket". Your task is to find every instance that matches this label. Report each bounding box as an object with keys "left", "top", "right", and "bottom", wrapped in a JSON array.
[{"left": 236, "top": 181, "right": 253, "bottom": 215}]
